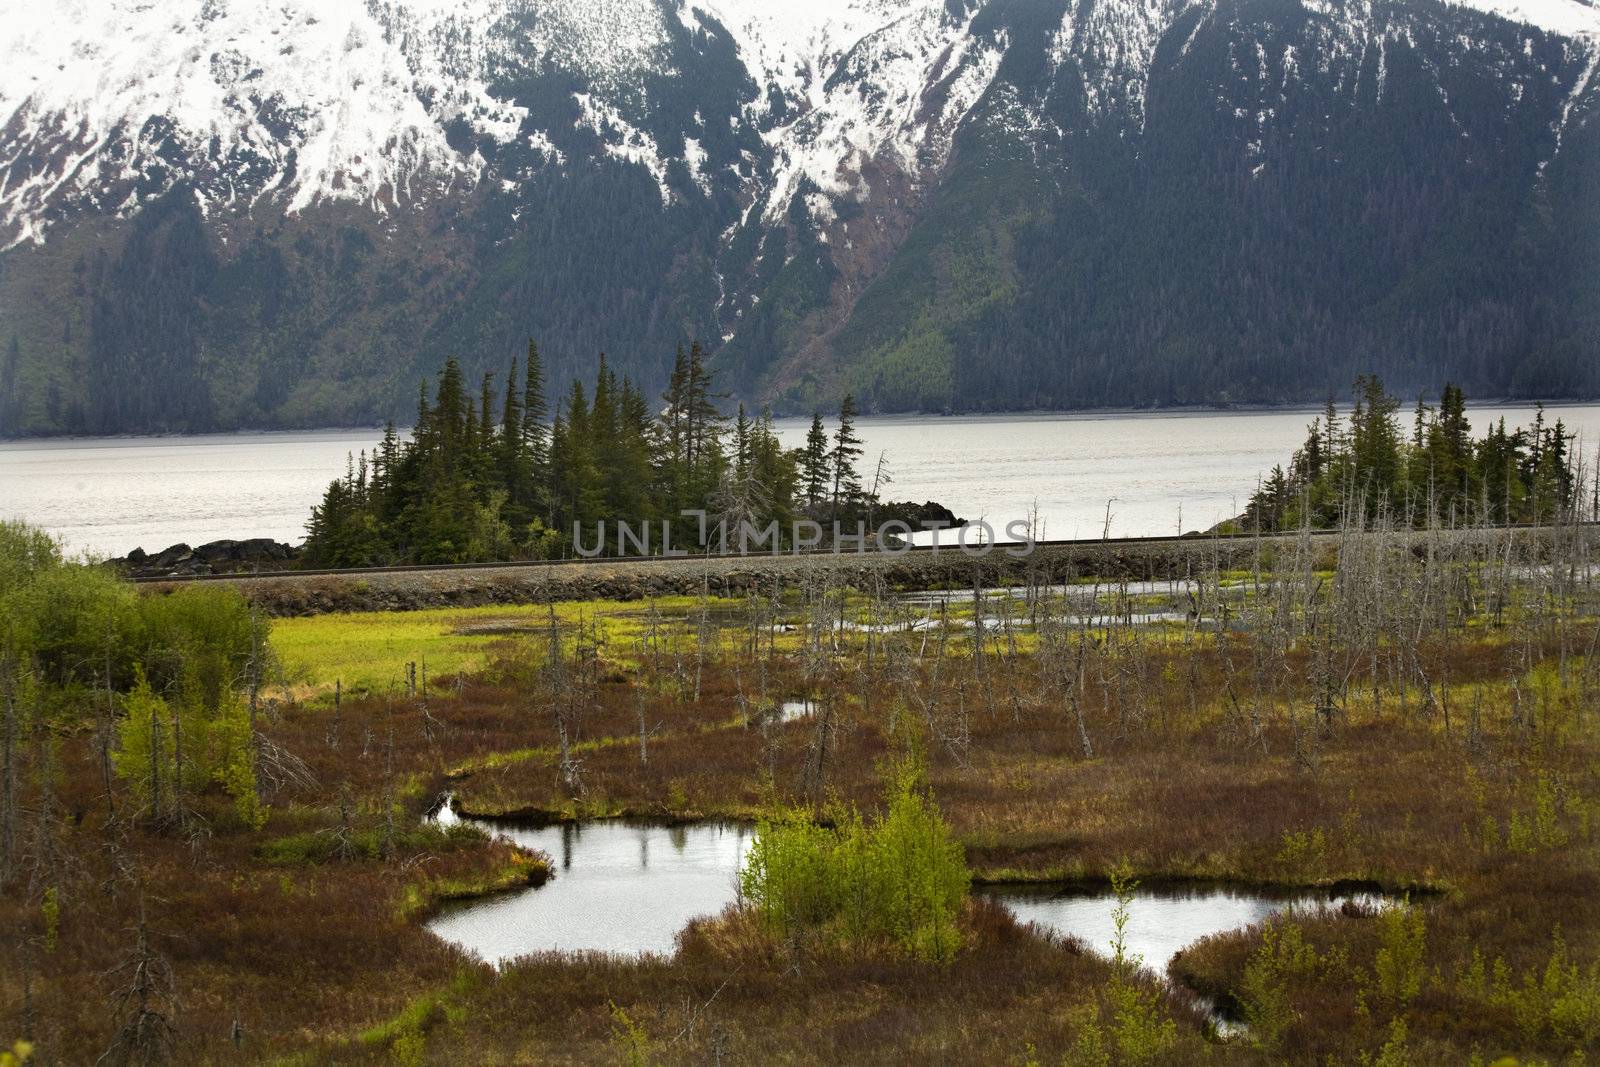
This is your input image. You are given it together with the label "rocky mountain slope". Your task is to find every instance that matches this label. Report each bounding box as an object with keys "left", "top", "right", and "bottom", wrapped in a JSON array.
[{"left": 1, "top": 0, "right": 1596, "bottom": 434}]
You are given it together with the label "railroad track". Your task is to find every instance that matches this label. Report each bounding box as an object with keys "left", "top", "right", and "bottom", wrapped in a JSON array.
[{"left": 133, "top": 523, "right": 1588, "bottom": 585}]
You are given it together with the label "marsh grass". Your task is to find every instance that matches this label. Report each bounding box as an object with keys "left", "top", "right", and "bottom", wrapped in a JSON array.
[
  {"left": 3, "top": 523, "right": 1599, "bottom": 1063},
  {"left": 271, "top": 595, "right": 748, "bottom": 702}
]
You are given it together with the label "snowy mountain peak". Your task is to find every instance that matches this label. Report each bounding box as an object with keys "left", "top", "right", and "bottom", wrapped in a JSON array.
[
  {"left": 0, "top": 0, "right": 533, "bottom": 244},
  {"left": 2, "top": 0, "right": 1598, "bottom": 249},
  {"left": 2, "top": 0, "right": 1597, "bottom": 436},
  {"left": 1445, "top": 0, "right": 1600, "bottom": 38}
]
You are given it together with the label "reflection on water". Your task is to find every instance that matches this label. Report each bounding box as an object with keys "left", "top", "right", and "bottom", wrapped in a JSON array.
[
  {"left": 427, "top": 810, "right": 752, "bottom": 963},
  {"left": 777, "top": 699, "right": 816, "bottom": 722},
  {"left": 979, "top": 883, "right": 1381, "bottom": 975},
  {"left": 430, "top": 802, "right": 1380, "bottom": 985}
]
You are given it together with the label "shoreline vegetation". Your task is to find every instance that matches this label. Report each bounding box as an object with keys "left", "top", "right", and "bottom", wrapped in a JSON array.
[
  {"left": 299, "top": 343, "right": 959, "bottom": 570},
  {"left": 283, "top": 370, "right": 1600, "bottom": 569},
  {"left": 1238, "top": 377, "right": 1594, "bottom": 534},
  {"left": 96, "top": 372, "right": 1597, "bottom": 585}
]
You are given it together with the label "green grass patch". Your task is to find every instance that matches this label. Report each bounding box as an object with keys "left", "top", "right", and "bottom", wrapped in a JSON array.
[{"left": 270, "top": 596, "right": 740, "bottom": 700}]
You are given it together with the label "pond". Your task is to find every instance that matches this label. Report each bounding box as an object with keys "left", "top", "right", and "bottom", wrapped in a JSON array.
[
  {"left": 975, "top": 883, "right": 1382, "bottom": 977},
  {"left": 428, "top": 803, "right": 1382, "bottom": 981},
  {"left": 427, "top": 807, "right": 752, "bottom": 962},
  {"left": 776, "top": 698, "right": 816, "bottom": 722}
]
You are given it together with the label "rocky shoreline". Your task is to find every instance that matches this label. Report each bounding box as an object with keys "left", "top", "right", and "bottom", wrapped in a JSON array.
[
  {"left": 109, "top": 539, "right": 301, "bottom": 579},
  {"left": 106, "top": 501, "right": 965, "bottom": 580}
]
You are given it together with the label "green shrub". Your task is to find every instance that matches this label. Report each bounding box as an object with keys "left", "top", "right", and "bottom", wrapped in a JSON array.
[
  {"left": 114, "top": 666, "right": 262, "bottom": 821},
  {"left": 1371, "top": 1015, "right": 1411, "bottom": 1067},
  {"left": 1374, "top": 899, "right": 1427, "bottom": 1006},
  {"left": 740, "top": 758, "right": 968, "bottom": 960},
  {"left": 609, "top": 1003, "right": 654, "bottom": 1067},
  {"left": 1488, "top": 932, "right": 1600, "bottom": 1048},
  {"left": 1101, "top": 863, "right": 1178, "bottom": 1063},
  {"left": 739, "top": 814, "right": 843, "bottom": 935}
]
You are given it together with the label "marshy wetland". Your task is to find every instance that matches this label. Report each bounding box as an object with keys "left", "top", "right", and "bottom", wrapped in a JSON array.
[{"left": 3, "top": 519, "right": 1600, "bottom": 1064}]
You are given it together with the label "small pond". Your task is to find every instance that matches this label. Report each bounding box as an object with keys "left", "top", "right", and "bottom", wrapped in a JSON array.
[
  {"left": 776, "top": 698, "right": 816, "bottom": 722},
  {"left": 428, "top": 807, "right": 752, "bottom": 963},
  {"left": 976, "top": 883, "right": 1383, "bottom": 977},
  {"left": 428, "top": 805, "right": 1382, "bottom": 979}
]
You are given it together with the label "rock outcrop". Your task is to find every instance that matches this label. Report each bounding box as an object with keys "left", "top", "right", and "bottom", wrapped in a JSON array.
[{"left": 111, "top": 539, "right": 300, "bottom": 579}]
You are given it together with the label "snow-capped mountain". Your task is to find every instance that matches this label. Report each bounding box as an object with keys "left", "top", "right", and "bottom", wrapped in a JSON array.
[
  {"left": 0, "top": 0, "right": 1007, "bottom": 233},
  {"left": 1, "top": 0, "right": 1597, "bottom": 434}
]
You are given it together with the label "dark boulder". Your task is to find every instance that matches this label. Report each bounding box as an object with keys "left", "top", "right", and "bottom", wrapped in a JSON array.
[
  {"left": 107, "top": 538, "right": 301, "bottom": 579},
  {"left": 873, "top": 500, "right": 966, "bottom": 530},
  {"left": 194, "top": 540, "right": 239, "bottom": 563},
  {"left": 152, "top": 543, "right": 194, "bottom": 568}
]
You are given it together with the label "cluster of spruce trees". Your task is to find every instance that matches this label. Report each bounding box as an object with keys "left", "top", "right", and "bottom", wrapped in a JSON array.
[
  {"left": 303, "top": 343, "right": 877, "bottom": 566},
  {"left": 1243, "top": 377, "right": 1594, "bottom": 532}
]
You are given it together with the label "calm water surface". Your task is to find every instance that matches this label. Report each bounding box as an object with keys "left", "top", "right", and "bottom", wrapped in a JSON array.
[
  {"left": 4, "top": 405, "right": 1598, "bottom": 555},
  {"left": 428, "top": 807, "right": 1376, "bottom": 971},
  {"left": 427, "top": 809, "right": 753, "bottom": 962},
  {"left": 0, "top": 429, "right": 381, "bottom": 556},
  {"left": 979, "top": 884, "right": 1379, "bottom": 975}
]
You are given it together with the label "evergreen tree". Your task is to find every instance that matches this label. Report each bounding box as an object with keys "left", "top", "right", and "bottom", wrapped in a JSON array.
[
  {"left": 1349, "top": 374, "right": 1402, "bottom": 513},
  {"left": 498, "top": 357, "right": 526, "bottom": 517},
  {"left": 478, "top": 372, "right": 496, "bottom": 467},
  {"left": 660, "top": 345, "right": 692, "bottom": 511},
  {"left": 1243, "top": 377, "right": 1581, "bottom": 533},
  {"left": 611, "top": 375, "right": 656, "bottom": 524},
  {"left": 373, "top": 421, "right": 400, "bottom": 502},
  {"left": 1432, "top": 383, "right": 1473, "bottom": 515},
  {"left": 733, "top": 404, "right": 753, "bottom": 482},
  {"left": 301, "top": 345, "right": 814, "bottom": 565},
  {"left": 803, "top": 413, "right": 830, "bottom": 508},
  {"left": 753, "top": 409, "right": 801, "bottom": 528},
  {"left": 684, "top": 342, "right": 728, "bottom": 512},
  {"left": 522, "top": 340, "right": 551, "bottom": 518},
  {"left": 830, "top": 394, "right": 865, "bottom": 522},
  {"left": 554, "top": 380, "right": 603, "bottom": 528}
]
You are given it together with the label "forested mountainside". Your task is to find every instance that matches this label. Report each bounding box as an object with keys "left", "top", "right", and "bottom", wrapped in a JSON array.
[{"left": 1, "top": 0, "right": 1596, "bottom": 436}]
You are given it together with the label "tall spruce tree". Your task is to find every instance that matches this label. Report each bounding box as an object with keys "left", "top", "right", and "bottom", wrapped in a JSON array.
[
  {"left": 521, "top": 341, "right": 551, "bottom": 520},
  {"left": 803, "top": 413, "right": 830, "bottom": 508},
  {"left": 302, "top": 344, "right": 820, "bottom": 565},
  {"left": 1242, "top": 377, "right": 1581, "bottom": 533},
  {"left": 830, "top": 394, "right": 865, "bottom": 522}
]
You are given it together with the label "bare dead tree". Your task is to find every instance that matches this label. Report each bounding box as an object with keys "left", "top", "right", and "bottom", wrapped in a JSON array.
[
  {"left": 325, "top": 677, "right": 342, "bottom": 750},
  {"left": 0, "top": 656, "right": 18, "bottom": 884},
  {"left": 97, "top": 902, "right": 178, "bottom": 1067},
  {"left": 330, "top": 783, "right": 357, "bottom": 863}
]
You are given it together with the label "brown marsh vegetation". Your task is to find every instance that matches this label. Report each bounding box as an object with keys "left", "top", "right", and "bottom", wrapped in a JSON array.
[{"left": 3, "top": 519, "right": 1600, "bottom": 1064}]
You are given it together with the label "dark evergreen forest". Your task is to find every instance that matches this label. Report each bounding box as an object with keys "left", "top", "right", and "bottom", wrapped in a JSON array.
[
  {"left": 302, "top": 344, "right": 877, "bottom": 567},
  {"left": 1242, "top": 377, "right": 1592, "bottom": 531}
]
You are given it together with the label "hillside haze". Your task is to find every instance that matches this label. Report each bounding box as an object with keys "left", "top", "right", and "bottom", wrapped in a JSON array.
[{"left": 1, "top": 0, "right": 1597, "bottom": 435}]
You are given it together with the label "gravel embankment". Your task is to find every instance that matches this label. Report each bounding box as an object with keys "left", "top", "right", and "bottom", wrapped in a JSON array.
[{"left": 134, "top": 527, "right": 1586, "bottom": 617}]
